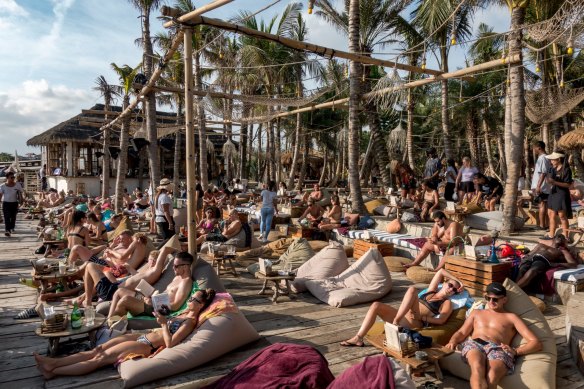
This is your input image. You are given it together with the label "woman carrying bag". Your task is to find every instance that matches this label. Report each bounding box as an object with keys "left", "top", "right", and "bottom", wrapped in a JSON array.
[
  {"left": 0, "top": 171, "right": 24, "bottom": 237},
  {"left": 545, "top": 152, "right": 573, "bottom": 240}
]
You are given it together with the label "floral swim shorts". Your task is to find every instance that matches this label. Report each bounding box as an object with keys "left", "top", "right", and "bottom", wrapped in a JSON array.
[{"left": 461, "top": 338, "right": 516, "bottom": 374}]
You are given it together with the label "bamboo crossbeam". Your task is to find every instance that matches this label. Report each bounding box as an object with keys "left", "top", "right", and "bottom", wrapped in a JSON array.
[
  {"left": 186, "top": 15, "right": 446, "bottom": 78},
  {"left": 269, "top": 55, "right": 520, "bottom": 120},
  {"left": 163, "top": 0, "right": 234, "bottom": 28},
  {"left": 81, "top": 112, "right": 236, "bottom": 126}
]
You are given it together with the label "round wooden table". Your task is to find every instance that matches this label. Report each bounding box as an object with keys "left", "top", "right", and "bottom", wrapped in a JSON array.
[
  {"left": 32, "top": 266, "right": 83, "bottom": 293},
  {"left": 35, "top": 313, "right": 106, "bottom": 356},
  {"left": 255, "top": 272, "right": 296, "bottom": 303}
]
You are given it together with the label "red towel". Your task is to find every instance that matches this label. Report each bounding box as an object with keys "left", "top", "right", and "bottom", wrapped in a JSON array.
[
  {"left": 538, "top": 267, "right": 558, "bottom": 295},
  {"left": 326, "top": 354, "right": 395, "bottom": 389},
  {"left": 204, "top": 343, "right": 334, "bottom": 389}
]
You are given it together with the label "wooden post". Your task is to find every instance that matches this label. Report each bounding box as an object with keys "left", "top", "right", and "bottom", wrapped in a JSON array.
[
  {"left": 163, "top": 0, "right": 234, "bottom": 28},
  {"left": 184, "top": 28, "right": 197, "bottom": 258}
]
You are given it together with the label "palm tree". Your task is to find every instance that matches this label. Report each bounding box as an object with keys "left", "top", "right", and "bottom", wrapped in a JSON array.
[
  {"left": 111, "top": 63, "right": 140, "bottom": 213},
  {"left": 128, "top": 0, "right": 163, "bottom": 191},
  {"left": 412, "top": 0, "right": 474, "bottom": 159},
  {"left": 93, "top": 76, "right": 121, "bottom": 199}
]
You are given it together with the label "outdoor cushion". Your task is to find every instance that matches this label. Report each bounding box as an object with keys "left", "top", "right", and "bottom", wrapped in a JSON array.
[
  {"left": 347, "top": 230, "right": 423, "bottom": 251},
  {"left": 247, "top": 238, "right": 315, "bottom": 274},
  {"left": 386, "top": 218, "right": 402, "bottom": 234},
  {"left": 203, "top": 343, "right": 335, "bottom": 389},
  {"left": 384, "top": 256, "right": 411, "bottom": 272},
  {"left": 464, "top": 211, "right": 525, "bottom": 231},
  {"left": 305, "top": 248, "right": 392, "bottom": 307},
  {"left": 406, "top": 266, "right": 435, "bottom": 284},
  {"left": 236, "top": 238, "right": 295, "bottom": 266},
  {"left": 309, "top": 240, "right": 330, "bottom": 252},
  {"left": 439, "top": 279, "right": 557, "bottom": 389},
  {"left": 529, "top": 296, "right": 546, "bottom": 313},
  {"left": 292, "top": 241, "right": 350, "bottom": 293},
  {"left": 418, "top": 308, "right": 467, "bottom": 345},
  {"left": 107, "top": 216, "right": 134, "bottom": 241},
  {"left": 345, "top": 213, "right": 360, "bottom": 226},
  {"left": 119, "top": 304, "right": 260, "bottom": 387},
  {"left": 327, "top": 354, "right": 415, "bottom": 389},
  {"left": 365, "top": 199, "right": 388, "bottom": 215}
]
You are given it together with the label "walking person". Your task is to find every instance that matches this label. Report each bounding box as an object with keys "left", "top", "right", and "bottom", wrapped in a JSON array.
[
  {"left": 545, "top": 152, "right": 572, "bottom": 240},
  {"left": 0, "top": 171, "right": 23, "bottom": 237},
  {"left": 154, "top": 178, "right": 175, "bottom": 240},
  {"left": 532, "top": 141, "right": 551, "bottom": 230},
  {"left": 259, "top": 181, "right": 278, "bottom": 243},
  {"left": 456, "top": 157, "right": 479, "bottom": 203},
  {"left": 444, "top": 158, "right": 458, "bottom": 201}
]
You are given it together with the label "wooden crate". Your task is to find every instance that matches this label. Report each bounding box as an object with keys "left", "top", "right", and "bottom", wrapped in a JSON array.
[
  {"left": 291, "top": 227, "right": 315, "bottom": 239},
  {"left": 353, "top": 239, "right": 394, "bottom": 259},
  {"left": 444, "top": 255, "right": 512, "bottom": 296}
]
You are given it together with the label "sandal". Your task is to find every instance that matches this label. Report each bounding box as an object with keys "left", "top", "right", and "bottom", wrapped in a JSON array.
[
  {"left": 14, "top": 307, "right": 39, "bottom": 320},
  {"left": 340, "top": 339, "right": 364, "bottom": 347}
]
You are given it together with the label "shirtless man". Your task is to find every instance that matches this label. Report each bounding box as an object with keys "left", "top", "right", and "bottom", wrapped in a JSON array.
[
  {"left": 109, "top": 251, "right": 194, "bottom": 318},
  {"left": 404, "top": 210, "right": 462, "bottom": 270},
  {"left": 67, "top": 230, "right": 133, "bottom": 267},
  {"left": 301, "top": 184, "right": 323, "bottom": 205},
  {"left": 516, "top": 235, "right": 578, "bottom": 290},
  {"left": 446, "top": 282, "right": 541, "bottom": 389},
  {"left": 299, "top": 198, "right": 324, "bottom": 227}
]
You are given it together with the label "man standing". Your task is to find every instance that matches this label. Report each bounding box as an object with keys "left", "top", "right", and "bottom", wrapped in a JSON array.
[
  {"left": 532, "top": 141, "right": 551, "bottom": 230},
  {"left": 404, "top": 211, "right": 461, "bottom": 271},
  {"left": 423, "top": 147, "right": 442, "bottom": 189},
  {"left": 0, "top": 172, "right": 23, "bottom": 237},
  {"left": 39, "top": 163, "right": 47, "bottom": 192},
  {"left": 446, "top": 282, "right": 541, "bottom": 389}
]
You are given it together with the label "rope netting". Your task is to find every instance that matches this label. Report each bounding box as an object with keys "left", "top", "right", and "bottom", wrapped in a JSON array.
[
  {"left": 525, "top": 86, "right": 584, "bottom": 124},
  {"left": 524, "top": 0, "right": 584, "bottom": 48}
]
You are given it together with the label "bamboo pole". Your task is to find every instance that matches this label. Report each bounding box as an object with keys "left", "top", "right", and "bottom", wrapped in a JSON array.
[
  {"left": 163, "top": 0, "right": 234, "bottom": 28},
  {"left": 184, "top": 28, "right": 197, "bottom": 257},
  {"left": 186, "top": 15, "right": 445, "bottom": 77}
]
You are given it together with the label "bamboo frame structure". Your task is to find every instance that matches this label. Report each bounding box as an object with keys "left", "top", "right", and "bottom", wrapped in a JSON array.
[{"left": 163, "top": 0, "right": 234, "bottom": 28}]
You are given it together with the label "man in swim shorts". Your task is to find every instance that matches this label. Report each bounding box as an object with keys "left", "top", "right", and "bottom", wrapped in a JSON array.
[{"left": 446, "top": 282, "right": 542, "bottom": 389}]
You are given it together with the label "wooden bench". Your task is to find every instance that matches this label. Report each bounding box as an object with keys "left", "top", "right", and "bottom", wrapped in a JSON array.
[
  {"left": 353, "top": 239, "right": 394, "bottom": 259},
  {"left": 444, "top": 255, "right": 512, "bottom": 296}
]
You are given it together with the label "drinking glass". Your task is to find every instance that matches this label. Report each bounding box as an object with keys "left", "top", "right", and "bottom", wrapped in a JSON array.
[
  {"left": 228, "top": 245, "right": 235, "bottom": 255},
  {"left": 283, "top": 261, "right": 292, "bottom": 274},
  {"left": 58, "top": 261, "right": 67, "bottom": 275},
  {"left": 208, "top": 244, "right": 215, "bottom": 256},
  {"left": 85, "top": 306, "right": 95, "bottom": 326}
]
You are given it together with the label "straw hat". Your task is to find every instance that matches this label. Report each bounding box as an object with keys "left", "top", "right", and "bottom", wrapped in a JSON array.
[
  {"left": 157, "top": 178, "right": 173, "bottom": 190},
  {"left": 545, "top": 152, "right": 565, "bottom": 160}
]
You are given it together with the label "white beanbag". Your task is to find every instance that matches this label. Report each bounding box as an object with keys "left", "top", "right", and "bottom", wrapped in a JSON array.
[
  {"left": 464, "top": 211, "right": 525, "bottom": 231},
  {"left": 305, "top": 248, "right": 392, "bottom": 307},
  {"left": 292, "top": 241, "right": 350, "bottom": 293}
]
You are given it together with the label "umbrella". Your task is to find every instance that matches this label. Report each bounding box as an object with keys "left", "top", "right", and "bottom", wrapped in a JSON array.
[{"left": 558, "top": 127, "right": 584, "bottom": 150}]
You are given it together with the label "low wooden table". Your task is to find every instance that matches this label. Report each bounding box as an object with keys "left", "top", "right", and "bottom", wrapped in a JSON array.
[
  {"left": 32, "top": 266, "right": 83, "bottom": 293},
  {"left": 444, "top": 255, "right": 513, "bottom": 296},
  {"left": 212, "top": 253, "right": 238, "bottom": 277},
  {"left": 35, "top": 313, "right": 106, "bottom": 356},
  {"left": 255, "top": 272, "right": 296, "bottom": 303},
  {"left": 366, "top": 333, "right": 453, "bottom": 379},
  {"left": 353, "top": 239, "right": 394, "bottom": 259}
]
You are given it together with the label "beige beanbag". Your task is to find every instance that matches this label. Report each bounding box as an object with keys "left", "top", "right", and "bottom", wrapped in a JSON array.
[
  {"left": 439, "top": 279, "right": 557, "bottom": 389},
  {"left": 384, "top": 256, "right": 411, "bottom": 272},
  {"left": 119, "top": 307, "right": 260, "bottom": 387},
  {"left": 107, "top": 216, "right": 134, "bottom": 241},
  {"left": 308, "top": 240, "right": 329, "bottom": 252},
  {"left": 236, "top": 238, "right": 295, "bottom": 266},
  {"left": 529, "top": 296, "right": 546, "bottom": 312},
  {"left": 406, "top": 266, "right": 435, "bottom": 284},
  {"left": 246, "top": 238, "right": 315, "bottom": 274},
  {"left": 292, "top": 241, "right": 350, "bottom": 293},
  {"left": 305, "top": 248, "right": 392, "bottom": 307},
  {"left": 365, "top": 198, "right": 389, "bottom": 214}
]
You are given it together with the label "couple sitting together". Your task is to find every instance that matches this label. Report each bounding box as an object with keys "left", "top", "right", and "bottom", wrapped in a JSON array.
[{"left": 342, "top": 269, "right": 542, "bottom": 389}]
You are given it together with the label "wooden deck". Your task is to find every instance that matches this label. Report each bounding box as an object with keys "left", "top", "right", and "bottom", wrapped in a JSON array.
[{"left": 1, "top": 215, "right": 583, "bottom": 388}]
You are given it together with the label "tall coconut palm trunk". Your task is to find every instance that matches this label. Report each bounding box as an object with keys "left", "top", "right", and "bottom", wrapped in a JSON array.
[
  {"left": 348, "top": 0, "right": 365, "bottom": 214},
  {"left": 115, "top": 96, "right": 131, "bottom": 212},
  {"left": 102, "top": 126, "right": 111, "bottom": 198},
  {"left": 365, "top": 102, "right": 391, "bottom": 187},
  {"left": 482, "top": 116, "right": 495, "bottom": 174},
  {"left": 194, "top": 45, "right": 208, "bottom": 189},
  {"left": 406, "top": 86, "right": 415, "bottom": 168},
  {"left": 238, "top": 106, "right": 249, "bottom": 180},
  {"left": 173, "top": 103, "right": 183, "bottom": 191},
  {"left": 501, "top": 4, "right": 526, "bottom": 233},
  {"left": 287, "top": 94, "right": 303, "bottom": 188},
  {"left": 297, "top": 133, "right": 310, "bottom": 189}
]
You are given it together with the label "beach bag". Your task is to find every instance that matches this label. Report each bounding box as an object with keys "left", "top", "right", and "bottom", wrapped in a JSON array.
[
  {"left": 401, "top": 328, "right": 432, "bottom": 349},
  {"left": 401, "top": 211, "right": 421, "bottom": 223}
]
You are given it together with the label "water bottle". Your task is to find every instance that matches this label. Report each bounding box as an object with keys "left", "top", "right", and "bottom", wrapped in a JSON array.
[{"left": 71, "top": 302, "right": 82, "bottom": 329}]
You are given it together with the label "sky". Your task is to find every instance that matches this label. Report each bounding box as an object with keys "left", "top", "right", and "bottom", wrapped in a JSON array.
[{"left": 0, "top": 0, "right": 510, "bottom": 155}]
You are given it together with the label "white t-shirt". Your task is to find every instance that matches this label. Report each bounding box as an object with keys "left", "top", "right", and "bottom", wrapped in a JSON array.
[
  {"left": 460, "top": 166, "right": 479, "bottom": 182},
  {"left": 0, "top": 182, "right": 23, "bottom": 203},
  {"left": 532, "top": 154, "right": 551, "bottom": 193},
  {"left": 155, "top": 192, "right": 172, "bottom": 223},
  {"left": 446, "top": 166, "right": 457, "bottom": 183},
  {"left": 261, "top": 190, "right": 278, "bottom": 210}
]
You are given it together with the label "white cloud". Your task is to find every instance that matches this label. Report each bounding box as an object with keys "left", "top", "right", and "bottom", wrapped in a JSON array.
[
  {"left": 0, "top": 0, "right": 29, "bottom": 31},
  {"left": 37, "top": 0, "right": 76, "bottom": 60}
]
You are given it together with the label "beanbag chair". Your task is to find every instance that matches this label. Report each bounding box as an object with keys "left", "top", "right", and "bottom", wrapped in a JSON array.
[
  {"left": 418, "top": 308, "right": 467, "bottom": 345},
  {"left": 107, "top": 216, "right": 134, "bottom": 241},
  {"left": 464, "top": 211, "right": 525, "bottom": 231},
  {"left": 406, "top": 266, "right": 435, "bottom": 284},
  {"left": 292, "top": 241, "right": 350, "bottom": 293},
  {"left": 247, "top": 238, "right": 315, "bottom": 274},
  {"left": 309, "top": 240, "right": 330, "bottom": 252},
  {"left": 236, "top": 238, "right": 295, "bottom": 266},
  {"left": 384, "top": 256, "right": 411, "bottom": 272},
  {"left": 119, "top": 295, "right": 260, "bottom": 387},
  {"left": 365, "top": 199, "right": 389, "bottom": 215},
  {"left": 529, "top": 295, "right": 546, "bottom": 313},
  {"left": 203, "top": 343, "right": 335, "bottom": 389},
  {"left": 439, "top": 279, "right": 557, "bottom": 389},
  {"left": 327, "top": 354, "right": 415, "bottom": 389},
  {"left": 305, "top": 248, "right": 392, "bottom": 307},
  {"left": 386, "top": 218, "right": 402, "bottom": 234}
]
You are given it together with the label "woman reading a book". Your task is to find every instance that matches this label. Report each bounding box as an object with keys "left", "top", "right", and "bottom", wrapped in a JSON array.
[
  {"left": 34, "top": 288, "right": 217, "bottom": 379},
  {"left": 340, "top": 269, "right": 463, "bottom": 347}
]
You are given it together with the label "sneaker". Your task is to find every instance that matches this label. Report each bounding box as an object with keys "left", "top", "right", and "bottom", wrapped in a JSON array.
[
  {"left": 4, "top": 231, "right": 10, "bottom": 237},
  {"left": 541, "top": 234, "right": 553, "bottom": 240}
]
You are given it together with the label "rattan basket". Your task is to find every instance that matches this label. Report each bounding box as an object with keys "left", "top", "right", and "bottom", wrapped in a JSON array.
[
  {"left": 40, "top": 314, "right": 68, "bottom": 334},
  {"left": 383, "top": 338, "right": 418, "bottom": 357}
]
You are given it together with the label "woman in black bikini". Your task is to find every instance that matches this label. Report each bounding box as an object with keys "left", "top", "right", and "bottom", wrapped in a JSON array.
[
  {"left": 67, "top": 210, "right": 90, "bottom": 249},
  {"left": 34, "top": 288, "right": 216, "bottom": 379},
  {"left": 87, "top": 212, "right": 108, "bottom": 244},
  {"left": 340, "top": 269, "right": 463, "bottom": 347}
]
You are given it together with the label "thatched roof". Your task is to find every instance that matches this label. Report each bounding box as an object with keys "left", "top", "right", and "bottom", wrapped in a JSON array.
[
  {"left": 558, "top": 127, "right": 584, "bottom": 150},
  {"left": 27, "top": 113, "right": 101, "bottom": 146},
  {"left": 281, "top": 151, "right": 325, "bottom": 166}
]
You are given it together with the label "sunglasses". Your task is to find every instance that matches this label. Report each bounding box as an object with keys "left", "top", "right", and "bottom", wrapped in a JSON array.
[
  {"left": 173, "top": 263, "right": 189, "bottom": 269},
  {"left": 189, "top": 295, "right": 203, "bottom": 304},
  {"left": 447, "top": 282, "right": 459, "bottom": 293},
  {"left": 484, "top": 295, "right": 502, "bottom": 303}
]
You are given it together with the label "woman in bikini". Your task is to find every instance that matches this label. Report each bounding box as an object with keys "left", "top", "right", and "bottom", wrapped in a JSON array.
[
  {"left": 86, "top": 212, "right": 108, "bottom": 244},
  {"left": 197, "top": 207, "right": 217, "bottom": 236},
  {"left": 34, "top": 288, "right": 216, "bottom": 379},
  {"left": 318, "top": 195, "right": 343, "bottom": 231},
  {"left": 67, "top": 210, "right": 90, "bottom": 249},
  {"left": 419, "top": 180, "right": 440, "bottom": 221},
  {"left": 340, "top": 269, "right": 463, "bottom": 347}
]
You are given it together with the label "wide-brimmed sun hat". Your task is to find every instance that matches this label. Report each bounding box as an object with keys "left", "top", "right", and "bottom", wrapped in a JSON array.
[
  {"left": 545, "top": 152, "right": 565, "bottom": 160},
  {"left": 157, "top": 178, "right": 174, "bottom": 190}
]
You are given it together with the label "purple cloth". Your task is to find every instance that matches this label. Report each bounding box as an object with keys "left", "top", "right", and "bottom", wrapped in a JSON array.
[
  {"left": 402, "top": 237, "right": 428, "bottom": 250},
  {"left": 539, "top": 267, "right": 558, "bottom": 295},
  {"left": 327, "top": 354, "right": 395, "bottom": 389},
  {"left": 203, "top": 343, "right": 335, "bottom": 389}
]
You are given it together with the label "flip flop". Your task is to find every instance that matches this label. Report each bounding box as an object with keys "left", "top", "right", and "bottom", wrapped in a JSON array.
[
  {"left": 14, "top": 307, "right": 38, "bottom": 320},
  {"left": 340, "top": 339, "right": 364, "bottom": 347}
]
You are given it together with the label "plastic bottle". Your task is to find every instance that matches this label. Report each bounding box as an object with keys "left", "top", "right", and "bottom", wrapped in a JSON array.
[{"left": 71, "top": 302, "right": 82, "bottom": 329}]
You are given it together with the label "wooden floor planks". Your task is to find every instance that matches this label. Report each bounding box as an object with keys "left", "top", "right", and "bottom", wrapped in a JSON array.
[{"left": 1, "top": 214, "right": 583, "bottom": 388}]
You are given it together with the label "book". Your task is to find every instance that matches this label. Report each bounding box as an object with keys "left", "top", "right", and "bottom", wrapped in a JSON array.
[
  {"left": 384, "top": 322, "right": 402, "bottom": 353},
  {"left": 151, "top": 292, "right": 170, "bottom": 312},
  {"left": 135, "top": 279, "right": 155, "bottom": 297}
]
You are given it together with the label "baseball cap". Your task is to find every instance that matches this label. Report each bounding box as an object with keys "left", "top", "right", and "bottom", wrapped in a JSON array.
[{"left": 486, "top": 282, "right": 506, "bottom": 296}]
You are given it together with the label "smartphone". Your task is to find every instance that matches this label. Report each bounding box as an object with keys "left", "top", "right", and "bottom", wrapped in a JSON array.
[{"left": 473, "top": 338, "right": 489, "bottom": 346}]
